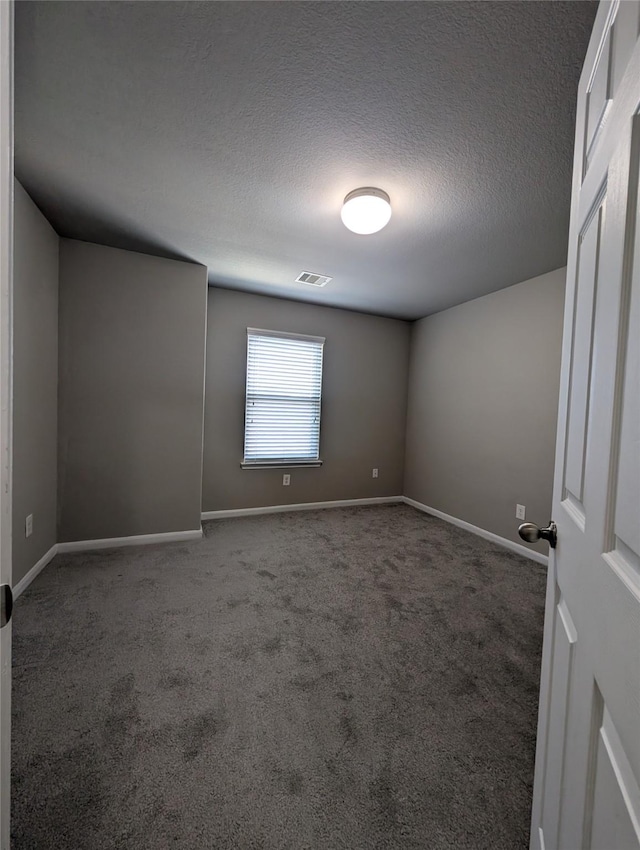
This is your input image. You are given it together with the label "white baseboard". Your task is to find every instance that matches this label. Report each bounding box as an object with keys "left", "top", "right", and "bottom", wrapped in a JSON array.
[
  {"left": 14, "top": 528, "right": 204, "bottom": 595},
  {"left": 57, "top": 527, "right": 203, "bottom": 554},
  {"left": 13, "top": 544, "right": 58, "bottom": 599},
  {"left": 402, "top": 496, "right": 548, "bottom": 566},
  {"left": 202, "top": 496, "right": 404, "bottom": 521}
]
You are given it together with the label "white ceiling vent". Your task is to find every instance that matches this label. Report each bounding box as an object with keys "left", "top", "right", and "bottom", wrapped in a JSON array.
[{"left": 295, "top": 271, "right": 332, "bottom": 287}]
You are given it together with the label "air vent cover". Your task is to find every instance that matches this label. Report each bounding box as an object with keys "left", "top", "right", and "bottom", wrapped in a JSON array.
[{"left": 296, "top": 271, "right": 332, "bottom": 287}]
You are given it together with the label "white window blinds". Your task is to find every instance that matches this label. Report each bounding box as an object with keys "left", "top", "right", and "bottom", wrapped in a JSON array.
[{"left": 243, "top": 329, "right": 325, "bottom": 465}]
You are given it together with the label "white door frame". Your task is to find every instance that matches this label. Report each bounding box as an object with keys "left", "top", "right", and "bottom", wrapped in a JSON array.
[{"left": 0, "top": 0, "right": 13, "bottom": 847}]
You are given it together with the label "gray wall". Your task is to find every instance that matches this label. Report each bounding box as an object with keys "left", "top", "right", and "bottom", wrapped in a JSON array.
[
  {"left": 12, "top": 181, "right": 59, "bottom": 584},
  {"left": 203, "top": 288, "right": 410, "bottom": 511},
  {"left": 58, "top": 240, "right": 208, "bottom": 542},
  {"left": 404, "top": 268, "right": 566, "bottom": 548}
]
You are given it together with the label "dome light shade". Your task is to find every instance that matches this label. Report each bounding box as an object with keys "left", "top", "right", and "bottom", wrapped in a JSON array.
[{"left": 341, "top": 188, "right": 391, "bottom": 235}]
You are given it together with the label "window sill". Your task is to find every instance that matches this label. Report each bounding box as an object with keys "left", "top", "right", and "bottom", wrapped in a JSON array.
[{"left": 241, "top": 460, "right": 323, "bottom": 470}]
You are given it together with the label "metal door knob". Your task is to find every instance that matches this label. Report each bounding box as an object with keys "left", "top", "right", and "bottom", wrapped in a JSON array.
[
  {"left": 518, "top": 521, "right": 557, "bottom": 548},
  {"left": 0, "top": 584, "right": 12, "bottom": 628}
]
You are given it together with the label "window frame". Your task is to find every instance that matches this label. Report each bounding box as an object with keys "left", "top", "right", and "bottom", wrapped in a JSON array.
[{"left": 241, "top": 327, "right": 325, "bottom": 469}]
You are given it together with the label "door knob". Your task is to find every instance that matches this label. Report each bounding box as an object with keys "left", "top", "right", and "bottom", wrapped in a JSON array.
[
  {"left": 0, "top": 584, "right": 12, "bottom": 628},
  {"left": 518, "top": 521, "right": 557, "bottom": 549}
]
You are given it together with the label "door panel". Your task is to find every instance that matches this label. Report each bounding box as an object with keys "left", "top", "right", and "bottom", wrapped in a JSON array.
[
  {"left": 589, "top": 708, "right": 640, "bottom": 849},
  {"left": 608, "top": 120, "right": 640, "bottom": 576},
  {"left": 611, "top": 2, "right": 640, "bottom": 97},
  {"left": 539, "top": 594, "right": 577, "bottom": 849},
  {"left": 584, "top": 28, "right": 612, "bottom": 169},
  {"left": 562, "top": 189, "right": 606, "bottom": 524}
]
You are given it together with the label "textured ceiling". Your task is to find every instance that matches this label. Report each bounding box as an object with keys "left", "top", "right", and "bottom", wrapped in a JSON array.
[{"left": 14, "top": 1, "right": 596, "bottom": 319}]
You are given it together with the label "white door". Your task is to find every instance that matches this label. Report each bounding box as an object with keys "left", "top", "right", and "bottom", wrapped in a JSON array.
[
  {"left": 530, "top": 2, "right": 640, "bottom": 849},
  {"left": 0, "top": 2, "right": 12, "bottom": 848}
]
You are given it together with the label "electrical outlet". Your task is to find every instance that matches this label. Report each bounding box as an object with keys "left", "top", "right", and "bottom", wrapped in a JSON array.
[
  {"left": 516, "top": 504, "right": 526, "bottom": 520},
  {"left": 372, "top": 468, "right": 379, "bottom": 479},
  {"left": 25, "top": 514, "right": 33, "bottom": 538},
  {"left": 283, "top": 474, "right": 291, "bottom": 486}
]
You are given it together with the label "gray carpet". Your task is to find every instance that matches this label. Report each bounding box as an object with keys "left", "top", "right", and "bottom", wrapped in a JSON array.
[{"left": 11, "top": 504, "right": 546, "bottom": 849}]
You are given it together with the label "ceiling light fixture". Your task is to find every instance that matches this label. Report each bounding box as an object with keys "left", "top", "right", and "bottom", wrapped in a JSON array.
[{"left": 341, "top": 187, "right": 391, "bottom": 235}]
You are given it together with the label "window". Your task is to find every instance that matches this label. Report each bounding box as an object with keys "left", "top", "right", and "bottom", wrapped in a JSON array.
[{"left": 242, "top": 328, "right": 325, "bottom": 467}]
